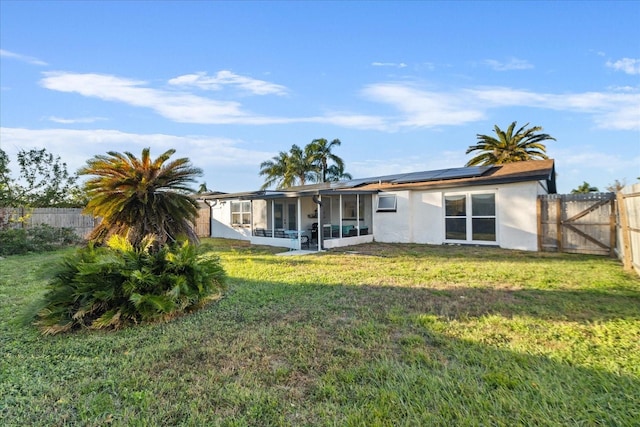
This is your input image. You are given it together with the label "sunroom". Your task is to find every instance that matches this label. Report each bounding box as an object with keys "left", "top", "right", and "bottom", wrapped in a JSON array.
[{"left": 201, "top": 187, "right": 376, "bottom": 251}]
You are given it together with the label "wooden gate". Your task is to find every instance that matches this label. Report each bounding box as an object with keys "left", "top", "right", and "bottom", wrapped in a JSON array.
[
  {"left": 194, "top": 202, "right": 211, "bottom": 237},
  {"left": 538, "top": 193, "right": 616, "bottom": 256}
]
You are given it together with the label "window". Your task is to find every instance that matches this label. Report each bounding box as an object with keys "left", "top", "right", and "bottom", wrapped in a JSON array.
[
  {"left": 444, "top": 193, "right": 496, "bottom": 242},
  {"left": 377, "top": 195, "right": 397, "bottom": 212},
  {"left": 343, "top": 195, "right": 365, "bottom": 219},
  {"left": 231, "top": 201, "right": 251, "bottom": 226}
]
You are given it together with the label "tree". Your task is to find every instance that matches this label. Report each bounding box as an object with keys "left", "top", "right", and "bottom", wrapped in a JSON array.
[
  {"left": 325, "top": 163, "right": 353, "bottom": 182},
  {"left": 305, "top": 138, "right": 347, "bottom": 183},
  {"left": 606, "top": 179, "right": 626, "bottom": 193},
  {"left": 197, "top": 182, "right": 210, "bottom": 193},
  {"left": 571, "top": 181, "right": 599, "bottom": 194},
  {"left": 0, "top": 148, "right": 14, "bottom": 206},
  {"left": 0, "top": 148, "right": 83, "bottom": 207},
  {"left": 259, "top": 138, "right": 351, "bottom": 189},
  {"left": 465, "top": 121, "right": 555, "bottom": 166},
  {"left": 79, "top": 148, "right": 202, "bottom": 249},
  {"left": 259, "top": 150, "right": 296, "bottom": 190}
]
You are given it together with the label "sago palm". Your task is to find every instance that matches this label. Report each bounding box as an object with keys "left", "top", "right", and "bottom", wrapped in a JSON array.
[
  {"left": 465, "top": 121, "right": 555, "bottom": 166},
  {"left": 79, "top": 148, "right": 202, "bottom": 248}
]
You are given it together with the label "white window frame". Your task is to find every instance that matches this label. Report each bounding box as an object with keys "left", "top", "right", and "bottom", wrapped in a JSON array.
[
  {"left": 377, "top": 194, "right": 397, "bottom": 212},
  {"left": 443, "top": 191, "right": 497, "bottom": 244},
  {"left": 231, "top": 200, "right": 251, "bottom": 227}
]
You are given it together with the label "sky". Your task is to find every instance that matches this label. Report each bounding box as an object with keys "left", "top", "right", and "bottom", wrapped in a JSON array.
[{"left": 1, "top": 1, "right": 639, "bottom": 194}]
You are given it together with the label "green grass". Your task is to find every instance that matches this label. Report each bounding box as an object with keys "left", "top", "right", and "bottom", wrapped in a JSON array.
[{"left": 1, "top": 239, "right": 639, "bottom": 426}]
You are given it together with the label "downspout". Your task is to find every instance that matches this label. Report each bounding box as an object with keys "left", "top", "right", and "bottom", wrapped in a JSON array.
[{"left": 297, "top": 196, "right": 302, "bottom": 250}]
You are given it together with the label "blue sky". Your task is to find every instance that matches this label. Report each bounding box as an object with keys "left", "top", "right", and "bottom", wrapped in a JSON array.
[{"left": 1, "top": 1, "right": 639, "bottom": 194}]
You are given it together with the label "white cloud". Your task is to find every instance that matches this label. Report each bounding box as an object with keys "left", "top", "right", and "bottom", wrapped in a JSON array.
[
  {"left": 0, "top": 127, "right": 274, "bottom": 172},
  {"left": 46, "top": 116, "right": 107, "bottom": 124},
  {"left": 606, "top": 58, "right": 640, "bottom": 75},
  {"left": 40, "top": 72, "right": 253, "bottom": 124},
  {"left": 37, "top": 71, "right": 640, "bottom": 132},
  {"left": 168, "top": 70, "right": 289, "bottom": 96},
  {"left": 484, "top": 58, "right": 533, "bottom": 71},
  {"left": 363, "top": 83, "right": 640, "bottom": 131},
  {"left": 361, "top": 83, "right": 486, "bottom": 128},
  {"left": 0, "top": 49, "right": 48, "bottom": 66},
  {"left": 372, "top": 62, "right": 408, "bottom": 68},
  {"left": 38, "top": 71, "right": 386, "bottom": 128}
]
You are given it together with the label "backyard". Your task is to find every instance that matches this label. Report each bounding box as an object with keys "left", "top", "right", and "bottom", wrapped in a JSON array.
[{"left": 1, "top": 238, "right": 639, "bottom": 426}]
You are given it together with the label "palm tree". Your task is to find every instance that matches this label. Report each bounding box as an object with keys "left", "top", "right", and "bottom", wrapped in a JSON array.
[
  {"left": 79, "top": 148, "right": 202, "bottom": 249},
  {"left": 259, "top": 145, "right": 313, "bottom": 190},
  {"left": 288, "top": 144, "right": 315, "bottom": 186},
  {"left": 325, "top": 163, "right": 353, "bottom": 182},
  {"left": 305, "top": 138, "right": 347, "bottom": 183},
  {"left": 571, "top": 181, "right": 599, "bottom": 194},
  {"left": 259, "top": 151, "right": 294, "bottom": 190},
  {"left": 465, "top": 121, "right": 555, "bottom": 166}
]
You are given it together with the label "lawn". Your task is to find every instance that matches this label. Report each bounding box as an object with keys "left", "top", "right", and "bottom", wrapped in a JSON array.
[{"left": 1, "top": 239, "right": 639, "bottom": 426}]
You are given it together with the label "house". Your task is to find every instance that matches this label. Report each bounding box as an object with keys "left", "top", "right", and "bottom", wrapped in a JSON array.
[{"left": 197, "top": 159, "right": 556, "bottom": 252}]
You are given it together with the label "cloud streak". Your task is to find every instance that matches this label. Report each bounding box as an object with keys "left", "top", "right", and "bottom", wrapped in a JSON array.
[
  {"left": 168, "top": 71, "right": 289, "bottom": 96},
  {"left": 363, "top": 83, "right": 640, "bottom": 131},
  {"left": 484, "top": 58, "right": 533, "bottom": 71},
  {"left": 0, "top": 49, "right": 48, "bottom": 66},
  {"left": 39, "top": 71, "right": 640, "bottom": 131}
]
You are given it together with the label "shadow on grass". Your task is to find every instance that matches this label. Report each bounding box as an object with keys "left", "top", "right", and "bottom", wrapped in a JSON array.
[
  {"left": 121, "top": 276, "right": 640, "bottom": 425},
  {"left": 3, "top": 272, "right": 639, "bottom": 426}
]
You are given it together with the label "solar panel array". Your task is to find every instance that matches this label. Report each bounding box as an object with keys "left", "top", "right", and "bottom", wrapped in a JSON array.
[{"left": 343, "top": 166, "right": 491, "bottom": 188}]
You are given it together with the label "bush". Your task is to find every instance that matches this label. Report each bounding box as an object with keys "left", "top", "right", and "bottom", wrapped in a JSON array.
[
  {"left": 34, "top": 235, "right": 226, "bottom": 334},
  {"left": 0, "top": 224, "right": 81, "bottom": 256}
]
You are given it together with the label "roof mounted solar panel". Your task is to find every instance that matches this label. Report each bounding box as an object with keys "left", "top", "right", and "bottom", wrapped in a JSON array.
[{"left": 390, "top": 166, "right": 491, "bottom": 184}]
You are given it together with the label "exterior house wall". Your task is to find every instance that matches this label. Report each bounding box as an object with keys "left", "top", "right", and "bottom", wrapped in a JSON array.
[
  {"left": 210, "top": 202, "right": 250, "bottom": 241},
  {"left": 373, "top": 190, "right": 412, "bottom": 243},
  {"left": 374, "top": 181, "right": 544, "bottom": 251},
  {"left": 495, "top": 181, "right": 540, "bottom": 251}
]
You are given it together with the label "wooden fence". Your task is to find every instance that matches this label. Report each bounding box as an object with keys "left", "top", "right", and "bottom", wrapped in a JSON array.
[
  {"left": 1, "top": 204, "right": 212, "bottom": 240},
  {"left": 538, "top": 193, "right": 616, "bottom": 256},
  {"left": 616, "top": 183, "right": 640, "bottom": 275},
  {"left": 0, "top": 207, "right": 98, "bottom": 239}
]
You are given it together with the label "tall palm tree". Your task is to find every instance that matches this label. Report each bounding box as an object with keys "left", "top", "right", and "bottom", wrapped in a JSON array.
[
  {"left": 288, "top": 144, "right": 315, "bottom": 186},
  {"left": 325, "top": 163, "right": 353, "bottom": 182},
  {"left": 79, "top": 148, "right": 202, "bottom": 248},
  {"left": 259, "top": 145, "right": 313, "bottom": 190},
  {"left": 305, "top": 138, "right": 347, "bottom": 183},
  {"left": 465, "top": 121, "right": 555, "bottom": 166},
  {"left": 259, "top": 151, "right": 294, "bottom": 190}
]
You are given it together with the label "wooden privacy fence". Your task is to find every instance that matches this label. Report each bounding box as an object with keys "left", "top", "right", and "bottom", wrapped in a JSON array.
[
  {"left": 0, "top": 207, "right": 99, "bottom": 239},
  {"left": 1, "top": 204, "right": 212, "bottom": 240},
  {"left": 538, "top": 193, "right": 616, "bottom": 256},
  {"left": 616, "top": 183, "right": 640, "bottom": 275}
]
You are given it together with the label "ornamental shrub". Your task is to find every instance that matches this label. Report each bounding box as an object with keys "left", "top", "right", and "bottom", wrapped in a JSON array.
[
  {"left": 0, "top": 224, "right": 80, "bottom": 256},
  {"left": 35, "top": 235, "right": 226, "bottom": 335}
]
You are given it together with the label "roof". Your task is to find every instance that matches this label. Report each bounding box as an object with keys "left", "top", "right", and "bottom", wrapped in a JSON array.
[
  {"left": 197, "top": 159, "right": 556, "bottom": 200},
  {"left": 359, "top": 159, "right": 556, "bottom": 193}
]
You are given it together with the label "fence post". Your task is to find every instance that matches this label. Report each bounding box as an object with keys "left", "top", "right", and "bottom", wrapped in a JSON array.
[
  {"left": 617, "top": 192, "right": 632, "bottom": 270},
  {"left": 555, "top": 197, "right": 563, "bottom": 253},
  {"left": 536, "top": 197, "right": 542, "bottom": 251},
  {"left": 609, "top": 198, "right": 616, "bottom": 257}
]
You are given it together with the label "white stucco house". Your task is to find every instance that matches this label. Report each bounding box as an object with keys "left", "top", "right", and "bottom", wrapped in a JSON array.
[{"left": 197, "top": 159, "right": 556, "bottom": 252}]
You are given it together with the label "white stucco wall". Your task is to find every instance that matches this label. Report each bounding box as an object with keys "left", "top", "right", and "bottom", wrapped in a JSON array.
[
  {"left": 495, "top": 181, "right": 540, "bottom": 251},
  {"left": 210, "top": 203, "right": 251, "bottom": 241},
  {"left": 373, "top": 181, "right": 543, "bottom": 251}
]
